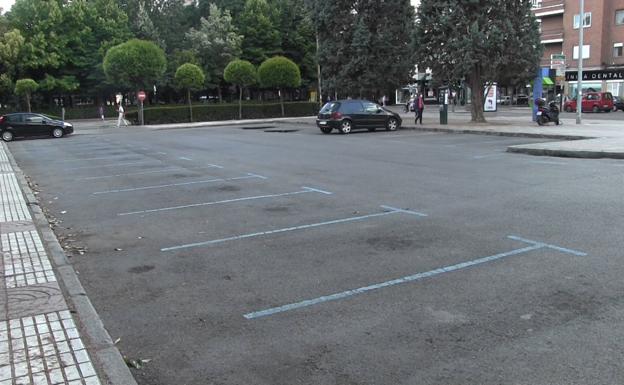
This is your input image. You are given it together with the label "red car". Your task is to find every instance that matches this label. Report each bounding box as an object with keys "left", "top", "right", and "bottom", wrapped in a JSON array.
[{"left": 564, "top": 92, "right": 614, "bottom": 113}]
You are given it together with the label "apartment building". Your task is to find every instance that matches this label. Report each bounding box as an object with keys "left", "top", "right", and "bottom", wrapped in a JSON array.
[{"left": 533, "top": 0, "right": 624, "bottom": 98}]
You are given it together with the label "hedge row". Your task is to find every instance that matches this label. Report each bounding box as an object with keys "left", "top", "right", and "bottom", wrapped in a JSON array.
[
  {"left": 125, "top": 102, "right": 319, "bottom": 125},
  {"left": 0, "top": 106, "right": 128, "bottom": 120}
]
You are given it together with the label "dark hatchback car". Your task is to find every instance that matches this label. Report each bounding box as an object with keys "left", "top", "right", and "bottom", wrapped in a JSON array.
[
  {"left": 1, "top": 113, "right": 74, "bottom": 142},
  {"left": 316, "top": 99, "right": 402, "bottom": 134}
]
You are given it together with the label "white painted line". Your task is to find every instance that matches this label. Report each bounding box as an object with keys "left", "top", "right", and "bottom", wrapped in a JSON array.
[
  {"left": 161, "top": 205, "right": 426, "bottom": 252},
  {"left": 78, "top": 168, "right": 182, "bottom": 180},
  {"left": 208, "top": 163, "right": 224, "bottom": 169},
  {"left": 179, "top": 157, "right": 193, "bottom": 161},
  {"left": 380, "top": 205, "right": 428, "bottom": 217},
  {"left": 118, "top": 188, "right": 324, "bottom": 216},
  {"left": 243, "top": 236, "right": 586, "bottom": 319},
  {"left": 506, "top": 235, "right": 587, "bottom": 256},
  {"left": 157, "top": 152, "right": 168, "bottom": 155},
  {"left": 93, "top": 174, "right": 262, "bottom": 195},
  {"left": 302, "top": 186, "right": 333, "bottom": 195},
  {"left": 247, "top": 172, "right": 267, "bottom": 179},
  {"left": 64, "top": 161, "right": 158, "bottom": 170}
]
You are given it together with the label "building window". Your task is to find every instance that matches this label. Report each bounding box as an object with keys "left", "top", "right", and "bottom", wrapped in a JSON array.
[
  {"left": 573, "top": 45, "right": 590, "bottom": 59},
  {"left": 615, "top": 43, "right": 624, "bottom": 58},
  {"left": 573, "top": 12, "right": 592, "bottom": 29},
  {"left": 617, "top": 10, "right": 624, "bottom": 25}
]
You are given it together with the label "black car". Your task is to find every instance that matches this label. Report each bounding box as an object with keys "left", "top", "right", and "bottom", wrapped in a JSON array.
[
  {"left": 316, "top": 100, "right": 402, "bottom": 134},
  {"left": 613, "top": 96, "right": 624, "bottom": 111},
  {"left": 0, "top": 113, "right": 74, "bottom": 142}
]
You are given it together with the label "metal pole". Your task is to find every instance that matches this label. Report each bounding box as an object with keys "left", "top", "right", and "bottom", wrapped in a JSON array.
[
  {"left": 576, "top": 0, "right": 584, "bottom": 124},
  {"left": 316, "top": 31, "right": 322, "bottom": 106}
]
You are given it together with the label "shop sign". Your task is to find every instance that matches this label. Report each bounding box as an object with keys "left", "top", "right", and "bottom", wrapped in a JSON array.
[{"left": 565, "top": 69, "right": 624, "bottom": 81}]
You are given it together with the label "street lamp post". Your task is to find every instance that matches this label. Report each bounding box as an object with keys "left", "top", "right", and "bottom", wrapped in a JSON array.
[{"left": 576, "top": 0, "right": 584, "bottom": 124}]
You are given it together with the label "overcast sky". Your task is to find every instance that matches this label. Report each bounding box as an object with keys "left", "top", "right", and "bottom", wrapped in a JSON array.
[{"left": 0, "top": 0, "right": 14, "bottom": 13}]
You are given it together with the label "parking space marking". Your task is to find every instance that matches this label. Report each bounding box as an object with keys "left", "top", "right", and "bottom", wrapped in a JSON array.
[
  {"left": 247, "top": 172, "right": 267, "bottom": 179},
  {"left": 301, "top": 186, "right": 333, "bottom": 195},
  {"left": 472, "top": 152, "right": 506, "bottom": 160},
  {"left": 161, "top": 205, "right": 427, "bottom": 252},
  {"left": 92, "top": 173, "right": 265, "bottom": 195},
  {"left": 243, "top": 235, "right": 586, "bottom": 319},
  {"left": 78, "top": 168, "right": 182, "bottom": 180},
  {"left": 179, "top": 157, "right": 193, "bottom": 161},
  {"left": 118, "top": 187, "right": 331, "bottom": 216}
]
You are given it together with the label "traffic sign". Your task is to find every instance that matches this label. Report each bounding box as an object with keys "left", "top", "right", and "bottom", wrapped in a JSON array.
[{"left": 138, "top": 91, "right": 146, "bottom": 102}]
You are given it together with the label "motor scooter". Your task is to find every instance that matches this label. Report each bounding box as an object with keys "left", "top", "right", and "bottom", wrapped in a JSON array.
[{"left": 536, "top": 99, "right": 560, "bottom": 126}]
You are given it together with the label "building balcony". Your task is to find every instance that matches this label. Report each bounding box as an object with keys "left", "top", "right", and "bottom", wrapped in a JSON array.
[
  {"left": 532, "top": 0, "right": 564, "bottom": 17},
  {"left": 540, "top": 29, "right": 564, "bottom": 44}
]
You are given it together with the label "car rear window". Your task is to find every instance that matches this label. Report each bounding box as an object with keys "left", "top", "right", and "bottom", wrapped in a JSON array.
[
  {"left": 320, "top": 102, "right": 340, "bottom": 114},
  {"left": 340, "top": 101, "right": 364, "bottom": 114},
  {"left": 6, "top": 114, "right": 23, "bottom": 123}
]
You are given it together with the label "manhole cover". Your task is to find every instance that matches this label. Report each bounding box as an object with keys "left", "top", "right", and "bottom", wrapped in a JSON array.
[
  {"left": 240, "top": 125, "right": 275, "bottom": 130},
  {"left": 264, "top": 129, "right": 299, "bottom": 133}
]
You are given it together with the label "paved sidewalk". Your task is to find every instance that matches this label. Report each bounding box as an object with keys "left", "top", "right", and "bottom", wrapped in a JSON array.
[{"left": 0, "top": 143, "right": 135, "bottom": 385}]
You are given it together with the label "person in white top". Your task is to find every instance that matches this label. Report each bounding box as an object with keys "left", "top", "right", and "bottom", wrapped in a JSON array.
[{"left": 117, "top": 104, "right": 126, "bottom": 128}]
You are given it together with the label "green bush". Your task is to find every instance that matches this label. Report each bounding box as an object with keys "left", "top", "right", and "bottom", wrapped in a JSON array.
[
  {"left": 0, "top": 105, "right": 133, "bottom": 120},
  {"left": 125, "top": 102, "right": 318, "bottom": 125}
]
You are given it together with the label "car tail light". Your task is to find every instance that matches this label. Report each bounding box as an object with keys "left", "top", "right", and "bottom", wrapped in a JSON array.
[
  {"left": 330, "top": 112, "right": 342, "bottom": 120},
  {"left": 0, "top": 116, "right": 4, "bottom": 124}
]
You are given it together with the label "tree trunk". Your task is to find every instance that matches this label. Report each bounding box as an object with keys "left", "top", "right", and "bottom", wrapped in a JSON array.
[
  {"left": 279, "top": 89, "right": 284, "bottom": 117},
  {"left": 187, "top": 89, "right": 193, "bottom": 122},
  {"left": 469, "top": 65, "right": 486, "bottom": 123},
  {"left": 238, "top": 86, "right": 243, "bottom": 120},
  {"left": 217, "top": 87, "right": 222, "bottom": 103},
  {"left": 26, "top": 93, "right": 31, "bottom": 112}
]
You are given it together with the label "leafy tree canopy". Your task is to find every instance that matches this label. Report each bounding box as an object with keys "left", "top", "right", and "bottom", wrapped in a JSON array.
[
  {"left": 103, "top": 39, "right": 167, "bottom": 90},
  {"left": 14, "top": 78, "right": 37, "bottom": 95},
  {"left": 224, "top": 59, "right": 257, "bottom": 87},
  {"left": 174, "top": 63, "right": 205, "bottom": 91},
  {"left": 240, "top": 0, "right": 282, "bottom": 65},
  {"left": 414, "top": 0, "right": 541, "bottom": 122},
  {"left": 258, "top": 56, "right": 301, "bottom": 89}
]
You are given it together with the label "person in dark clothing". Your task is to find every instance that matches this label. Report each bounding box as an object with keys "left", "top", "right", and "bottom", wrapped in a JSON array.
[{"left": 415, "top": 93, "right": 424, "bottom": 124}]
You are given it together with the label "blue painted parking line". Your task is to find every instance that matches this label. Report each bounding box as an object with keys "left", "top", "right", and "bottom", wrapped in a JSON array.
[
  {"left": 243, "top": 236, "right": 586, "bottom": 319},
  {"left": 79, "top": 168, "right": 182, "bottom": 180},
  {"left": 160, "top": 205, "right": 426, "bottom": 252},
  {"left": 92, "top": 173, "right": 264, "bottom": 195},
  {"left": 118, "top": 187, "right": 332, "bottom": 216}
]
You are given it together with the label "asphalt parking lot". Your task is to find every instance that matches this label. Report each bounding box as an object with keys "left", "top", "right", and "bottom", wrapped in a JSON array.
[{"left": 7, "top": 122, "right": 624, "bottom": 384}]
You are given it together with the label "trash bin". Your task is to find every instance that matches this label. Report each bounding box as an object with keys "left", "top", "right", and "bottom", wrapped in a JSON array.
[{"left": 439, "top": 103, "right": 448, "bottom": 125}]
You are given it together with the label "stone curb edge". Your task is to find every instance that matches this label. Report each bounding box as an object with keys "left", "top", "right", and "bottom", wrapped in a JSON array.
[
  {"left": 404, "top": 125, "right": 593, "bottom": 141},
  {"left": 2, "top": 142, "right": 138, "bottom": 385},
  {"left": 506, "top": 146, "right": 624, "bottom": 159}
]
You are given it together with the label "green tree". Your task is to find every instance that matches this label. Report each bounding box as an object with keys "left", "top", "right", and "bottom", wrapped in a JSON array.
[
  {"left": 257, "top": 56, "right": 301, "bottom": 116},
  {"left": 240, "top": 0, "right": 281, "bottom": 65},
  {"left": 174, "top": 63, "right": 205, "bottom": 122},
  {"left": 14, "top": 78, "right": 38, "bottom": 112},
  {"left": 223, "top": 59, "right": 257, "bottom": 119},
  {"left": 414, "top": 0, "right": 541, "bottom": 122},
  {"left": 186, "top": 4, "right": 243, "bottom": 102},
  {"left": 103, "top": 39, "right": 167, "bottom": 93}
]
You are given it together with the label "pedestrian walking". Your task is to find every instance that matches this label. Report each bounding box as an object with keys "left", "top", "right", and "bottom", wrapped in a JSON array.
[
  {"left": 116, "top": 104, "right": 126, "bottom": 128},
  {"left": 98, "top": 105, "right": 104, "bottom": 121},
  {"left": 415, "top": 93, "right": 424, "bottom": 125}
]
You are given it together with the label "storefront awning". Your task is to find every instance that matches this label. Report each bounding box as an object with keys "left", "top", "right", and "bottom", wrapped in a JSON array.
[{"left": 542, "top": 77, "right": 554, "bottom": 86}]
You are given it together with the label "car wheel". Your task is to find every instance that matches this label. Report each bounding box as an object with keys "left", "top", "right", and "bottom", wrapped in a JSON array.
[
  {"left": 592, "top": 106, "right": 599, "bottom": 113},
  {"left": 537, "top": 116, "right": 544, "bottom": 126},
  {"left": 565, "top": 106, "right": 573, "bottom": 113},
  {"left": 605, "top": 108, "right": 611, "bottom": 113},
  {"left": 1, "top": 130, "right": 13, "bottom": 142},
  {"left": 320, "top": 126, "right": 332, "bottom": 134},
  {"left": 386, "top": 117, "right": 399, "bottom": 131},
  {"left": 339, "top": 120, "right": 352, "bottom": 134},
  {"left": 52, "top": 127, "right": 64, "bottom": 138}
]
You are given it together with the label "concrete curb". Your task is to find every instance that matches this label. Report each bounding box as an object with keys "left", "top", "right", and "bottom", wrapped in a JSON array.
[
  {"left": 506, "top": 146, "right": 624, "bottom": 159},
  {"left": 3, "top": 143, "right": 137, "bottom": 385},
  {"left": 404, "top": 124, "right": 592, "bottom": 141},
  {"left": 147, "top": 115, "right": 317, "bottom": 130}
]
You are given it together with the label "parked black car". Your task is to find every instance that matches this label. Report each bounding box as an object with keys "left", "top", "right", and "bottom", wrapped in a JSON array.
[
  {"left": 316, "top": 100, "right": 402, "bottom": 134},
  {"left": 0, "top": 113, "right": 74, "bottom": 142},
  {"left": 613, "top": 96, "right": 624, "bottom": 111}
]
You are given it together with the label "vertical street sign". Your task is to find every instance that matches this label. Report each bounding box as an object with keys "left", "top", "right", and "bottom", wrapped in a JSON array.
[{"left": 137, "top": 91, "right": 146, "bottom": 126}]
